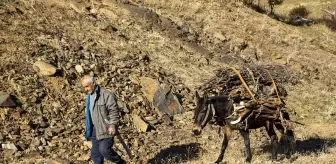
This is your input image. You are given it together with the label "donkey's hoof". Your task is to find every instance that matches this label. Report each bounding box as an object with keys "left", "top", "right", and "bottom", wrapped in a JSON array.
[
  {"left": 286, "top": 154, "right": 291, "bottom": 159},
  {"left": 270, "top": 156, "right": 278, "bottom": 162},
  {"left": 214, "top": 160, "right": 226, "bottom": 164}
]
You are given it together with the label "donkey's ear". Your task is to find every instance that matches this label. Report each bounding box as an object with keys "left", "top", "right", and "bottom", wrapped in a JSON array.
[
  {"left": 195, "top": 91, "right": 201, "bottom": 100},
  {"left": 204, "top": 92, "right": 208, "bottom": 100}
]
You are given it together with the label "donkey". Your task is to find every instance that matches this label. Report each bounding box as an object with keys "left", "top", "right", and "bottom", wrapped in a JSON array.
[{"left": 192, "top": 91, "right": 295, "bottom": 163}]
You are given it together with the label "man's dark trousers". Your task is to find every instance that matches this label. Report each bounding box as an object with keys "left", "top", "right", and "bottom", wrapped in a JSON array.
[{"left": 91, "top": 127, "right": 124, "bottom": 164}]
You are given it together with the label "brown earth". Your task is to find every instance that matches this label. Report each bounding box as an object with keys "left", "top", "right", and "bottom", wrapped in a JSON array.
[{"left": 0, "top": 0, "right": 336, "bottom": 164}]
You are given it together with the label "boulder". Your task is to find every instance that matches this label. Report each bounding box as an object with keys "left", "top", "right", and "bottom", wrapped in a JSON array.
[
  {"left": 139, "top": 77, "right": 160, "bottom": 103},
  {"left": 33, "top": 61, "right": 57, "bottom": 76},
  {"left": 0, "top": 92, "right": 16, "bottom": 107}
]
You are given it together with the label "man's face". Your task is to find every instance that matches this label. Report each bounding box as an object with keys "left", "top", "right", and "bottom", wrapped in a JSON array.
[{"left": 82, "top": 81, "right": 95, "bottom": 94}]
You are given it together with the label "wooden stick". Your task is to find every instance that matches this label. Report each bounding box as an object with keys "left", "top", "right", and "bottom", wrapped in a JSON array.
[
  {"left": 324, "top": 9, "right": 336, "bottom": 18},
  {"left": 231, "top": 67, "right": 257, "bottom": 103},
  {"left": 266, "top": 70, "right": 281, "bottom": 104}
]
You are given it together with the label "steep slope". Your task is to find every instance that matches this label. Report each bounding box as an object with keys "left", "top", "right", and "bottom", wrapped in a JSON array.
[{"left": 0, "top": 0, "right": 335, "bottom": 163}]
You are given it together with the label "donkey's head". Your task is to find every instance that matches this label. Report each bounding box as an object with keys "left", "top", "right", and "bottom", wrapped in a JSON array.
[{"left": 192, "top": 91, "right": 215, "bottom": 136}]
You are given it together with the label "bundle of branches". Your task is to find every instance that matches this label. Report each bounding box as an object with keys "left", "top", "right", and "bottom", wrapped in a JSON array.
[
  {"left": 200, "top": 65, "right": 297, "bottom": 98},
  {"left": 199, "top": 65, "right": 298, "bottom": 128}
]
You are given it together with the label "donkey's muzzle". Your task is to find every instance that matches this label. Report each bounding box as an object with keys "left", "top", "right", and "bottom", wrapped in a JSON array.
[{"left": 192, "top": 126, "right": 202, "bottom": 136}]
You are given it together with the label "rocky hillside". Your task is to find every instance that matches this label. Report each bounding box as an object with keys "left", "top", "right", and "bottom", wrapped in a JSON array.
[{"left": 0, "top": 0, "right": 335, "bottom": 163}]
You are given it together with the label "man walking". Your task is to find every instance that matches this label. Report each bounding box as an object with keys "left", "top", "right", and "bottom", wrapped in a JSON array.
[{"left": 81, "top": 75, "right": 126, "bottom": 164}]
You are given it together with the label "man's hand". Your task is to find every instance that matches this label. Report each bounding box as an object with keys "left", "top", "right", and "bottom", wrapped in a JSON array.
[{"left": 107, "top": 124, "right": 116, "bottom": 136}]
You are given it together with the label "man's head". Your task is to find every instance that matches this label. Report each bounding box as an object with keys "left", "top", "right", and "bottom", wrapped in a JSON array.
[{"left": 81, "top": 75, "right": 96, "bottom": 94}]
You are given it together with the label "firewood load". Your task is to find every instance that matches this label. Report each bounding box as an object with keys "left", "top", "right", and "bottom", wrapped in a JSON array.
[{"left": 198, "top": 65, "right": 299, "bottom": 129}]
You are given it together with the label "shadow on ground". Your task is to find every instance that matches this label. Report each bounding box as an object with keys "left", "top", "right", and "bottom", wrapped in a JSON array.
[
  {"left": 147, "top": 143, "right": 202, "bottom": 164},
  {"left": 261, "top": 137, "right": 336, "bottom": 156},
  {"left": 295, "top": 137, "right": 336, "bottom": 154}
]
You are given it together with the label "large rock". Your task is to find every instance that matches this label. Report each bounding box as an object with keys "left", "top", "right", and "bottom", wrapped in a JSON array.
[
  {"left": 132, "top": 114, "right": 149, "bottom": 132},
  {"left": 33, "top": 61, "right": 57, "bottom": 76},
  {"left": 0, "top": 91, "right": 16, "bottom": 107},
  {"left": 137, "top": 77, "right": 184, "bottom": 119},
  {"left": 139, "top": 77, "right": 160, "bottom": 103},
  {"left": 153, "top": 83, "right": 184, "bottom": 117}
]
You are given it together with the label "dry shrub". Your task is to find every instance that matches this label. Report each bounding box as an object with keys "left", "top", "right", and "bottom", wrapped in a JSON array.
[
  {"left": 268, "top": 0, "right": 284, "bottom": 14},
  {"left": 287, "top": 6, "right": 312, "bottom": 26},
  {"left": 323, "top": 10, "right": 336, "bottom": 31},
  {"left": 289, "top": 6, "right": 310, "bottom": 20},
  {"left": 243, "top": 0, "right": 254, "bottom": 5}
]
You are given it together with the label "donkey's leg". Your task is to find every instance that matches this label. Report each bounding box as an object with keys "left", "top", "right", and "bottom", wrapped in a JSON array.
[
  {"left": 215, "top": 126, "right": 232, "bottom": 164},
  {"left": 240, "top": 130, "right": 252, "bottom": 163},
  {"left": 274, "top": 123, "right": 285, "bottom": 143},
  {"left": 275, "top": 123, "right": 295, "bottom": 158},
  {"left": 281, "top": 112, "right": 296, "bottom": 158},
  {"left": 265, "top": 122, "right": 278, "bottom": 161},
  {"left": 285, "top": 129, "right": 295, "bottom": 158}
]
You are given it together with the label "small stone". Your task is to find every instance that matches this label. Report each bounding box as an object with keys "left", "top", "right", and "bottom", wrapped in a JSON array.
[
  {"left": 213, "top": 32, "right": 226, "bottom": 41},
  {"left": 41, "top": 138, "right": 47, "bottom": 146},
  {"left": 122, "top": 104, "right": 131, "bottom": 113},
  {"left": 75, "top": 65, "right": 84, "bottom": 73},
  {"left": 52, "top": 102, "right": 62, "bottom": 108},
  {"left": 77, "top": 154, "right": 90, "bottom": 161},
  {"left": 6, "top": 5, "right": 17, "bottom": 14},
  {"left": 51, "top": 129, "right": 63, "bottom": 136},
  {"left": 31, "top": 138, "right": 41, "bottom": 146},
  {"left": 145, "top": 116, "right": 156, "bottom": 121},
  {"left": 132, "top": 115, "right": 149, "bottom": 132},
  {"left": 89, "top": 8, "right": 97, "bottom": 14},
  {"left": 25, "top": 151, "right": 43, "bottom": 158},
  {"left": 83, "top": 141, "right": 92, "bottom": 149},
  {"left": 133, "top": 139, "right": 139, "bottom": 147},
  {"left": 65, "top": 63, "right": 72, "bottom": 69},
  {"left": 33, "top": 61, "right": 57, "bottom": 76},
  {"left": 40, "top": 121, "right": 49, "bottom": 128},
  {"left": 83, "top": 60, "right": 90, "bottom": 65},
  {"left": 11, "top": 111, "right": 21, "bottom": 120},
  {"left": 2, "top": 143, "right": 18, "bottom": 151},
  {"left": 140, "top": 54, "right": 150, "bottom": 62},
  {"left": 148, "top": 119, "right": 160, "bottom": 125},
  {"left": 136, "top": 95, "right": 144, "bottom": 103},
  {"left": 20, "top": 124, "right": 30, "bottom": 130}
]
